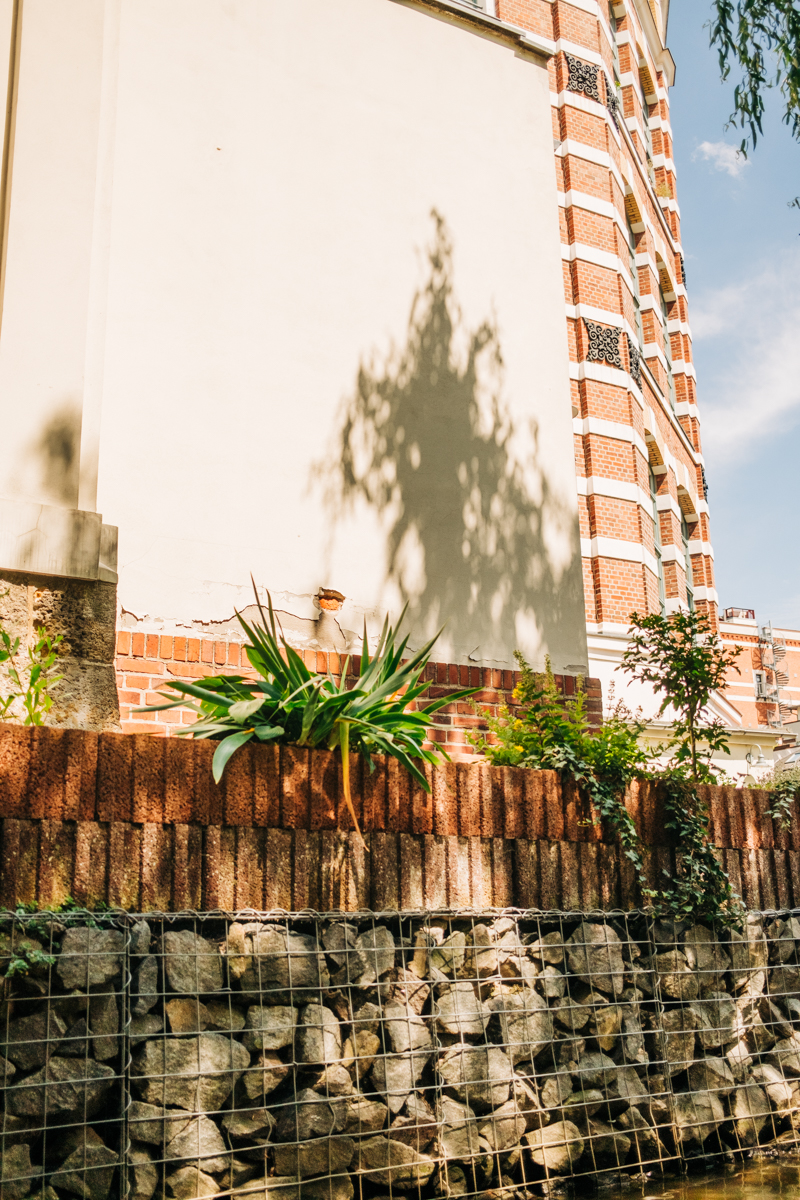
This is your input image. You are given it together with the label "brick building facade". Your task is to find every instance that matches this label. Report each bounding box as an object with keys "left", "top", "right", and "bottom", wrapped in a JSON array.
[{"left": 114, "top": 0, "right": 714, "bottom": 750}]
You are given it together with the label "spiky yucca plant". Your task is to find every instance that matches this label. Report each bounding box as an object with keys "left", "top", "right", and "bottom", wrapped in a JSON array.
[{"left": 139, "top": 583, "right": 477, "bottom": 844}]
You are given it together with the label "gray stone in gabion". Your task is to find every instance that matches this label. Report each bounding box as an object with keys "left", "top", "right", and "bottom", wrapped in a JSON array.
[
  {"left": 528, "top": 932, "right": 565, "bottom": 965},
  {"left": 60, "top": 1018, "right": 89, "bottom": 1058},
  {"left": 673, "top": 1090, "right": 725, "bottom": 1144},
  {"left": 653, "top": 1009, "right": 697, "bottom": 1077},
  {"left": 572, "top": 1051, "right": 615, "bottom": 1090},
  {"left": 166, "top": 1115, "right": 230, "bottom": 1173},
  {"left": 430, "top": 932, "right": 467, "bottom": 977},
  {"left": 240, "top": 926, "right": 329, "bottom": 995},
  {"left": 539, "top": 1072, "right": 573, "bottom": 1110},
  {"left": 438, "top": 1096, "right": 480, "bottom": 1160},
  {"left": 298, "top": 1005, "right": 342, "bottom": 1065},
  {"left": 536, "top": 966, "right": 566, "bottom": 1001},
  {"left": 0, "top": 1144, "right": 40, "bottom": 1200},
  {"left": 275, "top": 1089, "right": 348, "bottom": 1142},
  {"left": 438, "top": 1044, "right": 512, "bottom": 1113},
  {"left": 165, "top": 1167, "right": 218, "bottom": 1199},
  {"left": 222, "top": 1108, "right": 276, "bottom": 1140},
  {"left": 241, "top": 1052, "right": 290, "bottom": 1101},
  {"left": 131, "top": 921, "right": 151, "bottom": 956},
  {"left": 132, "top": 1034, "right": 248, "bottom": 1110},
  {"left": 231, "top": 1180, "right": 302, "bottom": 1200},
  {"left": 243, "top": 1006, "right": 297, "bottom": 1052},
  {"left": 371, "top": 1051, "right": 430, "bottom": 1113},
  {"left": 683, "top": 926, "right": 731, "bottom": 982},
  {"left": 130, "top": 1015, "right": 164, "bottom": 1046},
  {"left": 1, "top": 1010, "right": 66, "bottom": 1070},
  {"left": 206, "top": 1001, "right": 246, "bottom": 1032},
  {"left": 750, "top": 1063, "right": 795, "bottom": 1111},
  {"left": 323, "top": 922, "right": 358, "bottom": 969},
  {"left": 689, "top": 992, "right": 736, "bottom": 1049},
  {"left": 551, "top": 997, "right": 590, "bottom": 1032},
  {"left": 310, "top": 1064, "right": 353, "bottom": 1096},
  {"left": 90, "top": 991, "right": 119, "bottom": 1060},
  {"left": 165, "top": 999, "right": 211, "bottom": 1035},
  {"left": 51, "top": 1129, "right": 117, "bottom": 1200},
  {"left": 767, "top": 1032, "right": 800, "bottom": 1074},
  {"left": 343, "top": 1098, "right": 389, "bottom": 1135},
  {"left": 603, "top": 1065, "right": 649, "bottom": 1107},
  {"left": 616, "top": 1105, "right": 667, "bottom": 1165},
  {"left": 160, "top": 931, "right": 223, "bottom": 995},
  {"left": 128, "top": 1102, "right": 192, "bottom": 1146},
  {"left": 354, "top": 927, "right": 396, "bottom": 984},
  {"left": 435, "top": 983, "right": 490, "bottom": 1038},
  {"left": 7, "top": 1057, "right": 115, "bottom": 1118},
  {"left": 566, "top": 923, "right": 625, "bottom": 997},
  {"left": 478, "top": 1100, "right": 527, "bottom": 1152},
  {"left": 731, "top": 1084, "right": 771, "bottom": 1146},
  {"left": 133, "top": 956, "right": 159, "bottom": 1016},
  {"left": 384, "top": 1004, "right": 433, "bottom": 1055},
  {"left": 272, "top": 1136, "right": 354, "bottom": 1180},
  {"left": 489, "top": 991, "right": 552, "bottom": 1065},
  {"left": 301, "top": 1177, "right": 354, "bottom": 1200},
  {"left": 729, "top": 920, "right": 768, "bottom": 986},
  {"left": 356, "top": 1136, "right": 436, "bottom": 1189},
  {"left": 57, "top": 928, "right": 125, "bottom": 990},
  {"left": 652, "top": 950, "right": 699, "bottom": 1000},
  {"left": 526, "top": 1121, "right": 584, "bottom": 1173},
  {"left": 561, "top": 1089, "right": 604, "bottom": 1119},
  {"left": 127, "top": 1144, "right": 158, "bottom": 1200},
  {"left": 0, "top": 1055, "right": 16, "bottom": 1082},
  {"left": 768, "top": 965, "right": 800, "bottom": 1001}
]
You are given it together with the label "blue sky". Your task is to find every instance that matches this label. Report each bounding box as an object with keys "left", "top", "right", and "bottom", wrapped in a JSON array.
[{"left": 667, "top": 1, "right": 800, "bottom": 628}]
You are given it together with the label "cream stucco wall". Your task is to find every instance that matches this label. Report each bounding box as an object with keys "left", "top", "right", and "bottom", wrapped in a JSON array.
[{"left": 0, "top": 0, "right": 587, "bottom": 672}]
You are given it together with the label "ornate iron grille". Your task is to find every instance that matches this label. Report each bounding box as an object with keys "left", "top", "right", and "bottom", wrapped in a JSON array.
[
  {"left": 565, "top": 54, "right": 600, "bottom": 103},
  {"left": 584, "top": 320, "right": 622, "bottom": 369}
]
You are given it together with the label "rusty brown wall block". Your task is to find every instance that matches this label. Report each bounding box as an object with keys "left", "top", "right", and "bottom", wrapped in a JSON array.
[{"left": 2, "top": 723, "right": 800, "bottom": 911}]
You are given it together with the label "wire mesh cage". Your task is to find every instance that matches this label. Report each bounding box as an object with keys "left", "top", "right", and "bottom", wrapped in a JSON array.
[
  {"left": 0, "top": 910, "right": 129, "bottom": 1200},
  {"left": 2, "top": 906, "right": 800, "bottom": 1200}
]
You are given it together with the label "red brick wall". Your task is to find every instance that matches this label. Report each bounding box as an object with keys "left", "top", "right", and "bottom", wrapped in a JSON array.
[{"left": 115, "top": 630, "right": 603, "bottom": 752}]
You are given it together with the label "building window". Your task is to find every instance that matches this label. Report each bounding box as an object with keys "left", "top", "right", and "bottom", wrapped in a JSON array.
[
  {"left": 681, "top": 515, "right": 695, "bottom": 611},
  {"left": 659, "top": 285, "right": 677, "bottom": 412},
  {"left": 609, "top": 8, "right": 622, "bottom": 86},
  {"left": 627, "top": 216, "right": 644, "bottom": 349},
  {"left": 650, "top": 467, "right": 666, "bottom": 615}
]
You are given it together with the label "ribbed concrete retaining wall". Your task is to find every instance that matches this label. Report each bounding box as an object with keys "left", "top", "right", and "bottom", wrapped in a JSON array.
[{"left": 0, "top": 725, "right": 798, "bottom": 912}]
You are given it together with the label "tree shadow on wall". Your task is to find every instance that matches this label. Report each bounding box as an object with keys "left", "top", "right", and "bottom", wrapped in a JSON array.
[{"left": 316, "top": 211, "right": 582, "bottom": 665}]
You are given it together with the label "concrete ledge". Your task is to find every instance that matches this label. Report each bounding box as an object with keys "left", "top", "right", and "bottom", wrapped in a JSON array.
[{"left": 0, "top": 497, "right": 118, "bottom": 581}]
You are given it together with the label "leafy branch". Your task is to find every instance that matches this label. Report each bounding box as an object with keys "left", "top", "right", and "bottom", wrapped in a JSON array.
[{"left": 709, "top": 0, "right": 800, "bottom": 153}]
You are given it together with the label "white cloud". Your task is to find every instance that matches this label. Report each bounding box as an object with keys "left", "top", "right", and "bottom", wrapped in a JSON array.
[
  {"left": 692, "top": 140, "right": 750, "bottom": 178},
  {"left": 692, "top": 249, "right": 800, "bottom": 463}
]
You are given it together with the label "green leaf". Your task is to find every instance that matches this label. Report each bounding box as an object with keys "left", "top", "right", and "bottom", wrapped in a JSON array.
[
  {"left": 212, "top": 730, "right": 254, "bottom": 783},
  {"left": 229, "top": 698, "right": 266, "bottom": 723}
]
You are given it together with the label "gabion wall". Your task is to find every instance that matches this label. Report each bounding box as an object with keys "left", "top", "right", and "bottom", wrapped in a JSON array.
[{"left": 2, "top": 908, "right": 800, "bottom": 1200}]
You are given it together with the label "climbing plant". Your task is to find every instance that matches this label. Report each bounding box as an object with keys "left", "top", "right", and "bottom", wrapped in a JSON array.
[
  {"left": 621, "top": 609, "right": 744, "bottom": 926},
  {"left": 470, "top": 655, "right": 655, "bottom": 900}
]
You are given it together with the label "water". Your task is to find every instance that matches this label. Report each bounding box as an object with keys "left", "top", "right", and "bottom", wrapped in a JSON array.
[{"left": 638, "top": 1158, "right": 800, "bottom": 1200}]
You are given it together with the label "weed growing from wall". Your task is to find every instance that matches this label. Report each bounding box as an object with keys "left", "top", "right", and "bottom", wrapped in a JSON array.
[{"left": 0, "top": 595, "right": 63, "bottom": 726}]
